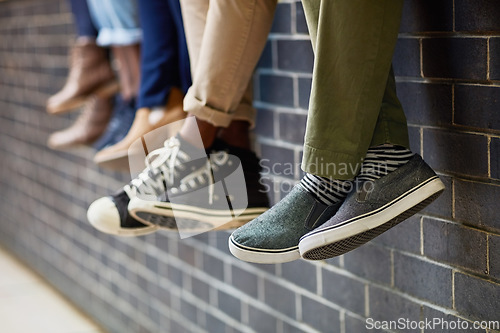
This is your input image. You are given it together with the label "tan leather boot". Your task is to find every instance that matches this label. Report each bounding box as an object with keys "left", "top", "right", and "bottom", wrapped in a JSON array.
[
  {"left": 47, "top": 95, "right": 113, "bottom": 150},
  {"left": 47, "top": 38, "right": 119, "bottom": 115},
  {"left": 111, "top": 44, "right": 141, "bottom": 101},
  {"left": 94, "top": 87, "right": 186, "bottom": 170}
]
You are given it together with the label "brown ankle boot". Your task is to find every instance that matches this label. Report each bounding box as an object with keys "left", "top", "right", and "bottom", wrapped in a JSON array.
[
  {"left": 47, "top": 95, "right": 114, "bottom": 150},
  {"left": 94, "top": 87, "right": 186, "bottom": 170},
  {"left": 111, "top": 44, "right": 141, "bottom": 101},
  {"left": 46, "top": 38, "right": 119, "bottom": 115}
]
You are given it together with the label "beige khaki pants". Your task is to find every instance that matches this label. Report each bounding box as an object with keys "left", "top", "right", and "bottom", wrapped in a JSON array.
[{"left": 180, "top": 0, "right": 276, "bottom": 128}]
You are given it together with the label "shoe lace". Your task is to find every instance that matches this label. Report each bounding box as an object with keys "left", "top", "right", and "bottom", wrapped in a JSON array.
[
  {"left": 123, "top": 137, "right": 231, "bottom": 205},
  {"left": 124, "top": 136, "right": 188, "bottom": 198},
  {"left": 170, "top": 150, "right": 230, "bottom": 205}
]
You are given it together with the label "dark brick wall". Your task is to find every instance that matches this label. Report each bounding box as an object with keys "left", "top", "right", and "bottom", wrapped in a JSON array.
[{"left": 0, "top": 0, "right": 499, "bottom": 333}]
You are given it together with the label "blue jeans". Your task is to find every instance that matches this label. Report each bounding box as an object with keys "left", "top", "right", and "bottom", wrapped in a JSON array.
[
  {"left": 86, "top": 0, "right": 142, "bottom": 46},
  {"left": 137, "top": 0, "right": 192, "bottom": 108},
  {"left": 68, "top": 0, "right": 98, "bottom": 38}
]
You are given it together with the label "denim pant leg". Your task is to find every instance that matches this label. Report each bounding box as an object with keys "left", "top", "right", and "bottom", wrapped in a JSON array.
[
  {"left": 86, "top": 0, "right": 142, "bottom": 46},
  {"left": 137, "top": 0, "right": 192, "bottom": 109},
  {"left": 68, "top": 0, "right": 98, "bottom": 38}
]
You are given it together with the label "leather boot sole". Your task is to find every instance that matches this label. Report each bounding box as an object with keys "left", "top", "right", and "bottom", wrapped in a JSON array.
[{"left": 47, "top": 80, "right": 119, "bottom": 115}]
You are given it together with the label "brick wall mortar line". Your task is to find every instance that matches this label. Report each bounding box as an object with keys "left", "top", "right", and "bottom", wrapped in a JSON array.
[
  {"left": 257, "top": 67, "right": 313, "bottom": 78},
  {"left": 290, "top": 0, "right": 297, "bottom": 35},
  {"left": 451, "top": 177, "right": 456, "bottom": 220},
  {"left": 419, "top": 37, "right": 424, "bottom": 78},
  {"left": 452, "top": 0, "right": 456, "bottom": 32},
  {"left": 420, "top": 216, "right": 425, "bottom": 255},
  {"left": 488, "top": 136, "right": 492, "bottom": 178},
  {"left": 395, "top": 77, "right": 500, "bottom": 87},
  {"left": 257, "top": 275, "right": 265, "bottom": 302},
  {"left": 340, "top": 310, "right": 346, "bottom": 333},
  {"left": 487, "top": 37, "right": 491, "bottom": 81},
  {"left": 241, "top": 301, "right": 249, "bottom": 326},
  {"left": 364, "top": 284, "right": 370, "bottom": 317},
  {"left": 267, "top": 34, "right": 311, "bottom": 41},
  {"left": 258, "top": 136, "right": 304, "bottom": 150},
  {"left": 295, "top": 292, "right": 302, "bottom": 321},
  {"left": 486, "top": 234, "right": 491, "bottom": 276},
  {"left": 399, "top": 33, "right": 499, "bottom": 38},
  {"left": 276, "top": 318, "right": 284, "bottom": 333},
  {"left": 419, "top": 126, "right": 424, "bottom": 158},
  {"left": 271, "top": 39, "right": 278, "bottom": 69},
  {"left": 253, "top": 100, "right": 309, "bottom": 114},
  {"left": 293, "top": 76, "right": 299, "bottom": 108},
  {"left": 452, "top": 270, "right": 457, "bottom": 311}
]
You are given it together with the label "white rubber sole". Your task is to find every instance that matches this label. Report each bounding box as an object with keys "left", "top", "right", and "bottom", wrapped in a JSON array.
[
  {"left": 228, "top": 235, "right": 300, "bottom": 264},
  {"left": 128, "top": 197, "right": 268, "bottom": 231},
  {"left": 88, "top": 217, "right": 158, "bottom": 237},
  {"left": 91, "top": 223, "right": 158, "bottom": 237},
  {"left": 299, "top": 177, "right": 445, "bottom": 257}
]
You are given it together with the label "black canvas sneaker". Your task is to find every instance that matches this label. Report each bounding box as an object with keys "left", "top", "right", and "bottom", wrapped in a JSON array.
[
  {"left": 87, "top": 187, "right": 158, "bottom": 237},
  {"left": 128, "top": 136, "right": 270, "bottom": 235},
  {"left": 86, "top": 134, "right": 194, "bottom": 236}
]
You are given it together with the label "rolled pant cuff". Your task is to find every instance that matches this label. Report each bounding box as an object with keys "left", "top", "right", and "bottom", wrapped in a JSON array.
[
  {"left": 232, "top": 104, "right": 256, "bottom": 129},
  {"left": 96, "top": 28, "right": 142, "bottom": 46},
  {"left": 183, "top": 90, "right": 256, "bottom": 128},
  {"left": 301, "top": 145, "right": 364, "bottom": 180}
]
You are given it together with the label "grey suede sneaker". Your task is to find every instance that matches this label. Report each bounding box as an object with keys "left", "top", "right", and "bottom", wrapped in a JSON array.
[
  {"left": 229, "top": 185, "right": 342, "bottom": 264},
  {"left": 299, "top": 154, "right": 445, "bottom": 260}
]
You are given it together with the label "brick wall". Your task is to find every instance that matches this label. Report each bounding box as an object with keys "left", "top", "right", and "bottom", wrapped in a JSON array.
[{"left": 0, "top": 0, "right": 499, "bottom": 332}]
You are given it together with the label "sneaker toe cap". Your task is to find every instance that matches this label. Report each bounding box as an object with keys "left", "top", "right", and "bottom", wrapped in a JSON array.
[{"left": 87, "top": 196, "right": 122, "bottom": 234}]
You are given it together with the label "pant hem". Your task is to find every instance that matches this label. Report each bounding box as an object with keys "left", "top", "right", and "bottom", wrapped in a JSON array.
[
  {"left": 301, "top": 144, "right": 364, "bottom": 180},
  {"left": 183, "top": 89, "right": 255, "bottom": 128}
]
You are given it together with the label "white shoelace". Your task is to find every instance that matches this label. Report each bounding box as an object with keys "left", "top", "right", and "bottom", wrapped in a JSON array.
[
  {"left": 123, "top": 137, "right": 232, "bottom": 205},
  {"left": 170, "top": 150, "right": 230, "bottom": 205},
  {"left": 124, "top": 137, "right": 188, "bottom": 199}
]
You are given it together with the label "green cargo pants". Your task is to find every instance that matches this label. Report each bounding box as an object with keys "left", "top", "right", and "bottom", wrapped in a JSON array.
[{"left": 301, "top": 0, "right": 410, "bottom": 180}]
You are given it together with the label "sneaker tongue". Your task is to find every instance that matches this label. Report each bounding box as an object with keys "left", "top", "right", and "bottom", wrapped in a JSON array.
[{"left": 174, "top": 134, "right": 210, "bottom": 160}]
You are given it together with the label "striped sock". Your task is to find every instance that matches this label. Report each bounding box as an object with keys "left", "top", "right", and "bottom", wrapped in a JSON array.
[
  {"left": 357, "top": 144, "right": 414, "bottom": 182},
  {"left": 300, "top": 173, "right": 353, "bottom": 206}
]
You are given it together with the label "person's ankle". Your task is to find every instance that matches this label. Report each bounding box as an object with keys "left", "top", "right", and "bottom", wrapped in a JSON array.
[
  {"left": 356, "top": 144, "right": 413, "bottom": 182},
  {"left": 217, "top": 120, "right": 251, "bottom": 150},
  {"left": 300, "top": 173, "right": 353, "bottom": 206},
  {"left": 179, "top": 116, "right": 218, "bottom": 149}
]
